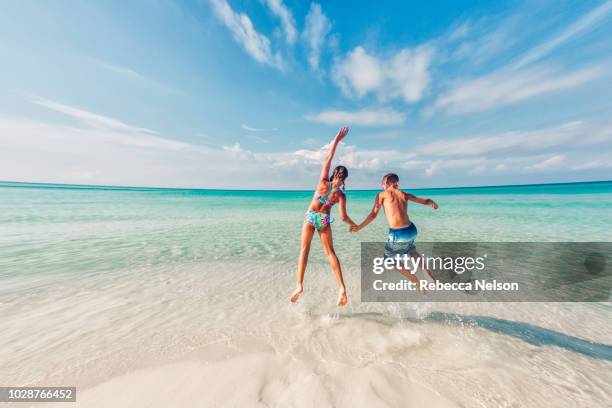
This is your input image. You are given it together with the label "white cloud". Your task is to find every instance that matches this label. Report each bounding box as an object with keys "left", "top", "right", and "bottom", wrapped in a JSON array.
[
  {"left": 209, "top": 0, "right": 284, "bottom": 70},
  {"left": 245, "top": 134, "right": 270, "bottom": 143},
  {"left": 421, "top": 152, "right": 596, "bottom": 178},
  {"left": 527, "top": 154, "right": 565, "bottom": 171},
  {"left": 513, "top": 1, "right": 612, "bottom": 70},
  {"left": 430, "top": 64, "right": 605, "bottom": 115},
  {"left": 241, "top": 124, "right": 277, "bottom": 132},
  {"left": 424, "top": 157, "right": 486, "bottom": 177},
  {"left": 97, "top": 61, "right": 142, "bottom": 78},
  {"left": 29, "top": 96, "right": 157, "bottom": 134},
  {"left": 2, "top": 97, "right": 401, "bottom": 188},
  {"left": 494, "top": 164, "right": 507, "bottom": 173},
  {"left": 447, "top": 22, "right": 470, "bottom": 42},
  {"left": 304, "top": 108, "right": 406, "bottom": 126},
  {"left": 431, "top": 2, "right": 612, "bottom": 116},
  {"left": 412, "top": 121, "right": 612, "bottom": 157},
  {"left": 95, "top": 59, "right": 182, "bottom": 95},
  {"left": 473, "top": 153, "right": 572, "bottom": 176},
  {"left": 222, "top": 142, "right": 244, "bottom": 153},
  {"left": 332, "top": 46, "right": 434, "bottom": 103},
  {"left": 5, "top": 97, "right": 612, "bottom": 188},
  {"left": 262, "top": 0, "right": 297, "bottom": 45},
  {"left": 0, "top": 114, "right": 308, "bottom": 189},
  {"left": 288, "top": 143, "right": 402, "bottom": 171},
  {"left": 571, "top": 160, "right": 612, "bottom": 171},
  {"left": 447, "top": 18, "right": 516, "bottom": 66},
  {"left": 302, "top": 3, "right": 331, "bottom": 70},
  {"left": 404, "top": 120, "right": 612, "bottom": 179},
  {"left": 390, "top": 47, "right": 434, "bottom": 103},
  {"left": 333, "top": 47, "right": 382, "bottom": 97}
]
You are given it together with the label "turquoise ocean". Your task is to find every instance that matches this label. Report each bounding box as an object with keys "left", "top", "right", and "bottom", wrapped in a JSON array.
[{"left": 1, "top": 181, "right": 611, "bottom": 407}]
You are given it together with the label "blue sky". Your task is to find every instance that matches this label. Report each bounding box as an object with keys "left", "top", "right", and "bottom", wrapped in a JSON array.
[{"left": 1, "top": 0, "right": 611, "bottom": 189}]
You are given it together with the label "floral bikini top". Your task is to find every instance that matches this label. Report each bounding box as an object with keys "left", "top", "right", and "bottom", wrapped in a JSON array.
[{"left": 315, "top": 185, "right": 343, "bottom": 208}]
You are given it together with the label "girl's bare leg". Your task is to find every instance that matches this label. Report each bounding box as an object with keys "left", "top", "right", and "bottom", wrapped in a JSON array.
[
  {"left": 318, "top": 226, "right": 347, "bottom": 306},
  {"left": 291, "top": 222, "right": 315, "bottom": 302}
]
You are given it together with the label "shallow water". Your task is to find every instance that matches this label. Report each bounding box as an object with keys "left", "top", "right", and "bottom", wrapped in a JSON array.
[{"left": 1, "top": 181, "right": 611, "bottom": 407}]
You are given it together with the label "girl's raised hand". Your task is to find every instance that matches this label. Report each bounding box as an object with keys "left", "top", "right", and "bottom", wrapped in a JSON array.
[{"left": 334, "top": 126, "right": 350, "bottom": 143}]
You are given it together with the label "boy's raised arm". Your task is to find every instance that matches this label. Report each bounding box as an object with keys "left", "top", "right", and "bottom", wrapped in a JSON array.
[
  {"left": 351, "top": 193, "right": 382, "bottom": 232},
  {"left": 405, "top": 193, "right": 439, "bottom": 209}
]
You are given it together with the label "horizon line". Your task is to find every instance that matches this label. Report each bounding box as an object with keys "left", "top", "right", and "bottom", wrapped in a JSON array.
[{"left": 1, "top": 179, "right": 611, "bottom": 193}]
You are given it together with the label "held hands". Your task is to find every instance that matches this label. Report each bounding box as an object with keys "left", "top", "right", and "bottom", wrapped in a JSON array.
[
  {"left": 334, "top": 126, "right": 350, "bottom": 143},
  {"left": 349, "top": 224, "right": 361, "bottom": 233}
]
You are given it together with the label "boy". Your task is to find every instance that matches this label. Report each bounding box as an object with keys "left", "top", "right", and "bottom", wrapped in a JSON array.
[{"left": 351, "top": 173, "right": 439, "bottom": 287}]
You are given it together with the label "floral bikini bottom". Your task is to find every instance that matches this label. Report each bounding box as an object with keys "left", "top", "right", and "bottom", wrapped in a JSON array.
[{"left": 305, "top": 210, "right": 333, "bottom": 230}]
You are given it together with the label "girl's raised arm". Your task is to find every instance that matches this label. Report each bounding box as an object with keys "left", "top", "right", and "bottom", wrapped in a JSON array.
[{"left": 319, "top": 127, "right": 349, "bottom": 182}]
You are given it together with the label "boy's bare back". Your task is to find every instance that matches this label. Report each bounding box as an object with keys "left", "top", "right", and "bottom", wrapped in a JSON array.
[
  {"left": 377, "top": 188, "right": 411, "bottom": 228},
  {"left": 351, "top": 173, "right": 438, "bottom": 234}
]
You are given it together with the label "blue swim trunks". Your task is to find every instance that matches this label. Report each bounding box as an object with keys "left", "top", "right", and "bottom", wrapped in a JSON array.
[{"left": 384, "top": 223, "right": 418, "bottom": 258}]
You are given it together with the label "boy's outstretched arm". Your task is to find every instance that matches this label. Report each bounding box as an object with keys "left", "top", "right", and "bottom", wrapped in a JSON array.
[
  {"left": 351, "top": 194, "right": 382, "bottom": 232},
  {"left": 405, "top": 193, "right": 439, "bottom": 209}
]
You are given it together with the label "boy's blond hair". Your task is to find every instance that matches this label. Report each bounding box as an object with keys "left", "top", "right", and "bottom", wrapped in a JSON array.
[{"left": 382, "top": 173, "right": 399, "bottom": 187}]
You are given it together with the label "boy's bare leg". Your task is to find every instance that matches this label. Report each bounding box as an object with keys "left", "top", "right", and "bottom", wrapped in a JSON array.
[
  {"left": 410, "top": 251, "right": 436, "bottom": 283},
  {"left": 291, "top": 222, "right": 315, "bottom": 302},
  {"left": 395, "top": 267, "right": 426, "bottom": 294}
]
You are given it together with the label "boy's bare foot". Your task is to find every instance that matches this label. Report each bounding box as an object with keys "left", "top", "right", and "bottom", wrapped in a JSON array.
[
  {"left": 290, "top": 284, "right": 303, "bottom": 303},
  {"left": 337, "top": 289, "right": 347, "bottom": 306}
]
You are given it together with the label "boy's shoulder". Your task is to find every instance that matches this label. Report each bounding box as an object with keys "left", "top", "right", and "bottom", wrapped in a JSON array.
[
  {"left": 380, "top": 189, "right": 408, "bottom": 196},
  {"left": 400, "top": 189, "right": 413, "bottom": 197}
]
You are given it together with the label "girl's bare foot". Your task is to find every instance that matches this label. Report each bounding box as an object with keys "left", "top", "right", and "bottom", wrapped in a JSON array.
[
  {"left": 290, "top": 284, "right": 303, "bottom": 302},
  {"left": 336, "top": 289, "right": 347, "bottom": 306}
]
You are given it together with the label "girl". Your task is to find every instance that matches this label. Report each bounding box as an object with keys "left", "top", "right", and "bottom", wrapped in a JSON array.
[{"left": 290, "top": 127, "right": 356, "bottom": 306}]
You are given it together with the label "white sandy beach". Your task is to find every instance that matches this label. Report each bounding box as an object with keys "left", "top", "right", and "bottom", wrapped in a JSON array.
[{"left": 6, "top": 262, "right": 606, "bottom": 408}]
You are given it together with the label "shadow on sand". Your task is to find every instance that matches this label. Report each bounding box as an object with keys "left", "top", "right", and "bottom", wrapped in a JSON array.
[
  {"left": 425, "top": 311, "right": 612, "bottom": 362},
  {"left": 336, "top": 310, "right": 612, "bottom": 362}
]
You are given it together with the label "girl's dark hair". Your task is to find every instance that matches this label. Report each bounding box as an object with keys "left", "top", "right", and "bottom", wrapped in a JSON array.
[{"left": 330, "top": 165, "right": 348, "bottom": 182}]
